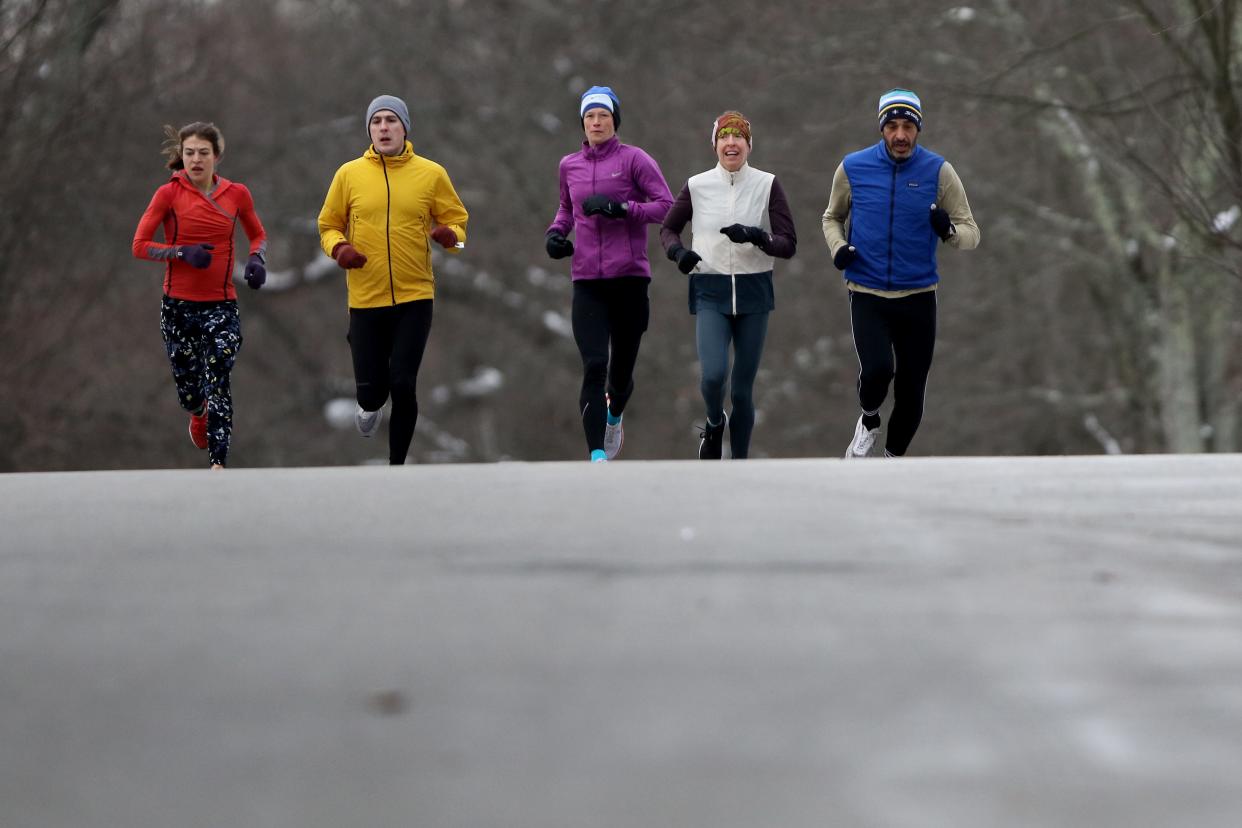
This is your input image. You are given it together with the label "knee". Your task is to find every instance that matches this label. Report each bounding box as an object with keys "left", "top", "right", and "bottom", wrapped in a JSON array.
[
  {"left": 582, "top": 356, "right": 608, "bottom": 385},
  {"left": 859, "top": 365, "right": 893, "bottom": 388},
  {"left": 700, "top": 369, "right": 726, "bottom": 397}
]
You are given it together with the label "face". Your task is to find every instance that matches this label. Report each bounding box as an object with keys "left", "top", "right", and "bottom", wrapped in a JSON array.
[
  {"left": 882, "top": 118, "right": 919, "bottom": 160},
  {"left": 583, "top": 108, "right": 615, "bottom": 146},
  {"left": 369, "top": 110, "right": 406, "bottom": 155},
  {"left": 181, "top": 136, "right": 218, "bottom": 188},
  {"left": 715, "top": 132, "right": 750, "bottom": 172}
]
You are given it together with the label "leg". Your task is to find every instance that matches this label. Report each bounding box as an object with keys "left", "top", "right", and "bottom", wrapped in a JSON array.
[
  {"left": 199, "top": 301, "right": 243, "bottom": 467},
  {"left": 885, "top": 292, "right": 937, "bottom": 456},
  {"left": 572, "top": 281, "right": 611, "bottom": 454},
  {"left": 160, "top": 297, "right": 206, "bottom": 414},
  {"left": 386, "top": 300, "right": 434, "bottom": 465},
  {"left": 348, "top": 306, "right": 396, "bottom": 414},
  {"left": 603, "top": 277, "right": 650, "bottom": 418},
  {"left": 727, "top": 312, "right": 769, "bottom": 459},
  {"left": 695, "top": 309, "right": 732, "bottom": 426},
  {"left": 848, "top": 290, "right": 895, "bottom": 423}
]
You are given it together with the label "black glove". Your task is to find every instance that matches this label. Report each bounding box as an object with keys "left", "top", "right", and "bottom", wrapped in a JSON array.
[
  {"left": 720, "top": 224, "right": 766, "bottom": 246},
  {"left": 667, "top": 244, "right": 702, "bottom": 275},
  {"left": 243, "top": 254, "right": 266, "bottom": 289},
  {"left": 833, "top": 244, "right": 857, "bottom": 271},
  {"left": 177, "top": 243, "right": 215, "bottom": 269},
  {"left": 546, "top": 232, "right": 574, "bottom": 260},
  {"left": 582, "top": 195, "right": 627, "bottom": 219},
  {"left": 929, "top": 204, "right": 954, "bottom": 241}
]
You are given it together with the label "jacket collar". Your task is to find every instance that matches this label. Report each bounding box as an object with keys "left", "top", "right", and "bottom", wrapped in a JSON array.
[
  {"left": 874, "top": 139, "right": 921, "bottom": 166},
  {"left": 714, "top": 161, "right": 751, "bottom": 184},
  {"left": 172, "top": 169, "right": 226, "bottom": 197},
  {"left": 365, "top": 141, "right": 415, "bottom": 164},
  {"left": 581, "top": 135, "right": 621, "bottom": 160}
]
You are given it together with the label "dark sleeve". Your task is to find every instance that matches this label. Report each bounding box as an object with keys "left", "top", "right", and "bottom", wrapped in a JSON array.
[
  {"left": 761, "top": 177, "right": 796, "bottom": 260},
  {"left": 659, "top": 184, "right": 693, "bottom": 255}
]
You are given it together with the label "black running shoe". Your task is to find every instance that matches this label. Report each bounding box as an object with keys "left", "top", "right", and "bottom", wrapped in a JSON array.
[{"left": 698, "top": 414, "right": 727, "bottom": 460}]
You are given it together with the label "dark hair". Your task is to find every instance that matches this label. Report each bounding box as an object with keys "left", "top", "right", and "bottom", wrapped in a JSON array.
[{"left": 162, "top": 121, "right": 225, "bottom": 170}]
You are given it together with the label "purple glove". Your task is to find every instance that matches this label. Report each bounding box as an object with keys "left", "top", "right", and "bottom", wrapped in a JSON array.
[
  {"left": 178, "top": 243, "right": 215, "bottom": 269},
  {"left": 244, "top": 254, "right": 266, "bottom": 289}
]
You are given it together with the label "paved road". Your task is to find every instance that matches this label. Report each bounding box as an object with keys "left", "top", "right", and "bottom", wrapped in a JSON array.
[{"left": 2, "top": 455, "right": 1241, "bottom": 827}]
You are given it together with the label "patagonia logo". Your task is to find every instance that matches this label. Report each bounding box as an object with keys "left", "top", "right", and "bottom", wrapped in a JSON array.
[{"left": 907, "top": 181, "right": 920, "bottom": 188}]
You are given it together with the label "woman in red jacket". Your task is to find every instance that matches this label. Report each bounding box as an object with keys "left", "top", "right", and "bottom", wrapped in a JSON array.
[{"left": 132, "top": 121, "right": 267, "bottom": 470}]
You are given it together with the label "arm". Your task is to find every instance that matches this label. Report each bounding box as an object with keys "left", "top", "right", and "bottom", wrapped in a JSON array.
[
  {"left": 131, "top": 186, "right": 178, "bottom": 262},
  {"left": 659, "top": 184, "right": 692, "bottom": 255},
  {"left": 432, "top": 167, "right": 469, "bottom": 253},
  {"left": 318, "top": 167, "right": 349, "bottom": 258},
  {"left": 937, "top": 162, "right": 980, "bottom": 250},
  {"left": 625, "top": 149, "right": 674, "bottom": 225},
  {"left": 821, "top": 162, "right": 851, "bottom": 257},
  {"left": 763, "top": 177, "right": 797, "bottom": 260},
  {"left": 237, "top": 185, "right": 268, "bottom": 261},
  {"left": 546, "top": 159, "right": 575, "bottom": 238}
]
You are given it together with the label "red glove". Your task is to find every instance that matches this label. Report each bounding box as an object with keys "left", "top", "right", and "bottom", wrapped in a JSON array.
[
  {"left": 331, "top": 242, "right": 367, "bottom": 269},
  {"left": 430, "top": 225, "right": 458, "bottom": 249}
]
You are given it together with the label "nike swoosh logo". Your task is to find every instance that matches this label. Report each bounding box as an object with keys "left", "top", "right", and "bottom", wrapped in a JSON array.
[{"left": 611, "top": 171, "right": 622, "bottom": 177}]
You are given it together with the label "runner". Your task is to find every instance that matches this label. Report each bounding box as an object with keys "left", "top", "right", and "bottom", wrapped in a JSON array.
[
  {"left": 318, "top": 94, "right": 469, "bottom": 465},
  {"left": 822, "top": 89, "right": 980, "bottom": 458},
  {"left": 132, "top": 121, "right": 267, "bottom": 470},
  {"left": 545, "top": 85, "right": 674, "bottom": 462},
  {"left": 660, "top": 111, "right": 797, "bottom": 459}
]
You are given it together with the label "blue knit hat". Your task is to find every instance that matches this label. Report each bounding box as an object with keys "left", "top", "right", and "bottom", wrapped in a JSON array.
[
  {"left": 366, "top": 94, "right": 411, "bottom": 138},
  {"left": 580, "top": 85, "right": 621, "bottom": 129},
  {"left": 877, "top": 88, "right": 922, "bottom": 131}
]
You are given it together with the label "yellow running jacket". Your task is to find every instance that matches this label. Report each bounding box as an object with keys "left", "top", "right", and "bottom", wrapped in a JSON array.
[{"left": 318, "top": 141, "right": 469, "bottom": 308}]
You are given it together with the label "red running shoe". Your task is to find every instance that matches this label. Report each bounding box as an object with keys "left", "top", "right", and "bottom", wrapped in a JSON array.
[{"left": 188, "top": 408, "right": 208, "bottom": 450}]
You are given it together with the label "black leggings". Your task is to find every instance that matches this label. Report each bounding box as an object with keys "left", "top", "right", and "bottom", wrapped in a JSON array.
[
  {"left": 571, "top": 277, "right": 650, "bottom": 453},
  {"left": 160, "top": 296, "right": 242, "bottom": 467},
  {"left": 348, "top": 299, "right": 433, "bottom": 465},
  {"left": 848, "top": 290, "right": 936, "bottom": 457}
]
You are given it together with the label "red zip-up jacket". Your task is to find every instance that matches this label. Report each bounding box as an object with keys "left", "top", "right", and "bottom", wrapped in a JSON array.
[{"left": 132, "top": 171, "right": 267, "bottom": 302}]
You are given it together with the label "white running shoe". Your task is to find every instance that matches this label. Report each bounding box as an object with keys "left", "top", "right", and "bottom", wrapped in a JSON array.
[
  {"left": 355, "top": 404, "right": 383, "bottom": 438},
  {"left": 604, "top": 416, "right": 624, "bottom": 460},
  {"left": 844, "top": 415, "right": 880, "bottom": 459}
]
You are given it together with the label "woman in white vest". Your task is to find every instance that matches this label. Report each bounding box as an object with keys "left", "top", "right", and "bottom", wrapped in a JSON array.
[{"left": 660, "top": 111, "right": 797, "bottom": 459}]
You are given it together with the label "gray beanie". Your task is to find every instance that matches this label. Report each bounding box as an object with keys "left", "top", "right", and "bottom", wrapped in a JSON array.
[{"left": 365, "top": 94, "right": 411, "bottom": 137}]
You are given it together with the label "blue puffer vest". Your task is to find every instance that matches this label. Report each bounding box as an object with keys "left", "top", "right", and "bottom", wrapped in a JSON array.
[{"left": 842, "top": 141, "right": 944, "bottom": 290}]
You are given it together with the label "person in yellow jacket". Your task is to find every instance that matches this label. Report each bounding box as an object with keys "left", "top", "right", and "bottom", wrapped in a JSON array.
[{"left": 319, "top": 94, "right": 469, "bottom": 464}]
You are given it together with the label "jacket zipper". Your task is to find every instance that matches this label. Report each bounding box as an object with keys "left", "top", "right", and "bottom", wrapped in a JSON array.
[
  {"left": 382, "top": 154, "right": 395, "bottom": 304},
  {"left": 729, "top": 171, "right": 737, "bottom": 315},
  {"left": 591, "top": 152, "right": 602, "bottom": 277},
  {"left": 887, "top": 164, "right": 897, "bottom": 290}
]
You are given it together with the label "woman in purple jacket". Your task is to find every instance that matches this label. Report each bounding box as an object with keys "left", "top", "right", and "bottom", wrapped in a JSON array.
[{"left": 545, "top": 86, "right": 674, "bottom": 462}]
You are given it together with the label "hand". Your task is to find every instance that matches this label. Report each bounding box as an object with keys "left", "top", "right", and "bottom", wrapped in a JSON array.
[
  {"left": 546, "top": 232, "right": 574, "bottom": 260},
  {"left": 833, "top": 244, "right": 857, "bottom": 271},
  {"left": 243, "top": 254, "right": 266, "bottom": 289},
  {"left": 332, "top": 242, "right": 367, "bottom": 269},
  {"left": 667, "top": 244, "right": 701, "bottom": 275},
  {"left": 582, "top": 195, "right": 627, "bottom": 219},
  {"left": 430, "top": 225, "right": 458, "bottom": 249},
  {"left": 178, "top": 243, "right": 215, "bottom": 269},
  {"left": 720, "top": 224, "right": 766, "bottom": 246},
  {"left": 929, "top": 204, "right": 954, "bottom": 241}
]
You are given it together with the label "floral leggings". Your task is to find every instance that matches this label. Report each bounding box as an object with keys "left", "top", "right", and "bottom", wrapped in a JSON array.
[{"left": 160, "top": 296, "right": 242, "bottom": 466}]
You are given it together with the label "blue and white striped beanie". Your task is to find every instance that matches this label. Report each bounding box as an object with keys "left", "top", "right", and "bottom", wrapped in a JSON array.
[
  {"left": 877, "top": 88, "right": 922, "bottom": 131},
  {"left": 580, "top": 85, "right": 621, "bottom": 129}
]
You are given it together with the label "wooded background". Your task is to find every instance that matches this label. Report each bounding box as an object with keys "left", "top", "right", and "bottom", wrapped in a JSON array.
[{"left": 2, "top": 0, "right": 1239, "bottom": 470}]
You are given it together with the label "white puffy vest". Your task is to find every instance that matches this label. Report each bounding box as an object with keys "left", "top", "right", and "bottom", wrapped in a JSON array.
[{"left": 688, "top": 163, "right": 775, "bottom": 275}]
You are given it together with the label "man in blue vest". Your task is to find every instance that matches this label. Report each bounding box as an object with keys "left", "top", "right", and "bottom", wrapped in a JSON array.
[{"left": 822, "top": 88, "right": 980, "bottom": 458}]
